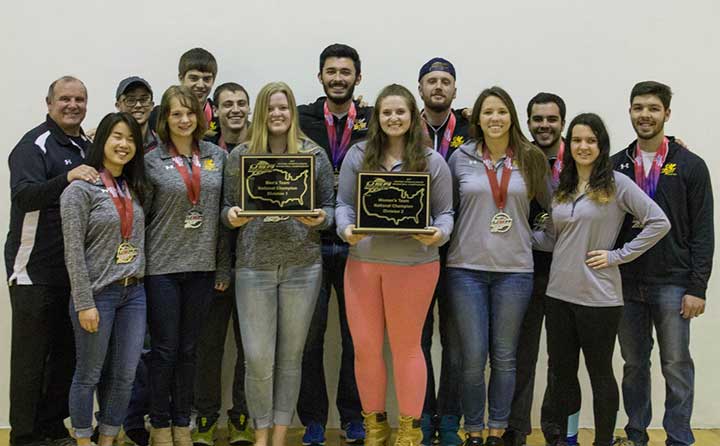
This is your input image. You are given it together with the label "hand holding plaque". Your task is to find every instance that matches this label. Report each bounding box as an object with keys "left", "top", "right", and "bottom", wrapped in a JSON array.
[
  {"left": 352, "top": 172, "right": 434, "bottom": 235},
  {"left": 238, "top": 154, "right": 319, "bottom": 217}
]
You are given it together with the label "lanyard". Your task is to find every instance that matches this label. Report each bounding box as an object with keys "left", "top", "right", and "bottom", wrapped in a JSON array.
[
  {"left": 551, "top": 139, "right": 565, "bottom": 184},
  {"left": 634, "top": 137, "right": 669, "bottom": 198},
  {"left": 422, "top": 111, "right": 456, "bottom": 159},
  {"left": 99, "top": 169, "right": 133, "bottom": 240},
  {"left": 324, "top": 100, "right": 356, "bottom": 169},
  {"left": 168, "top": 143, "right": 202, "bottom": 205}
]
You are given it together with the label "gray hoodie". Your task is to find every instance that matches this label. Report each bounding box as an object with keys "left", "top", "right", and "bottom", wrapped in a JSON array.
[
  {"left": 335, "top": 141, "right": 454, "bottom": 266},
  {"left": 144, "top": 140, "right": 230, "bottom": 282},
  {"left": 533, "top": 172, "right": 670, "bottom": 307},
  {"left": 61, "top": 179, "right": 145, "bottom": 311}
]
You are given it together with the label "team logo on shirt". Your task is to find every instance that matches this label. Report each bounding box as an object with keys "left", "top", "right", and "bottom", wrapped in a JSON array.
[
  {"left": 353, "top": 119, "right": 367, "bottom": 131},
  {"left": 203, "top": 159, "right": 218, "bottom": 171},
  {"left": 620, "top": 162, "right": 630, "bottom": 170},
  {"left": 451, "top": 136, "right": 465, "bottom": 148},
  {"left": 661, "top": 163, "right": 678, "bottom": 176}
]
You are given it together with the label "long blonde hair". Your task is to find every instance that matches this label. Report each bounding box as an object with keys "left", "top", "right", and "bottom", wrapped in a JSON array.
[{"left": 246, "top": 82, "right": 309, "bottom": 154}]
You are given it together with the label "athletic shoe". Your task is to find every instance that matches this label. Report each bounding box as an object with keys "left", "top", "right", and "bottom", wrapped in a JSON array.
[
  {"left": 395, "top": 416, "right": 423, "bottom": 446},
  {"left": 462, "top": 436, "right": 483, "bottom": 446},
  {"left": 192, "top": 417, "right": 217, "bottom": 446},
  {"left": 484, "top": 436, "right": 503, "bottom": 446},
  {"left": 124, "top": 428, "right": 150, "bottom": 446},
  {"left": 228, "top": 415, "right": 254, "bottom": 446},
  {"left": 302, "top": 422, "right": 326, "bottom": 446},
  {"left": 341, "top": 421, "right": 366, "bottom": 444}
]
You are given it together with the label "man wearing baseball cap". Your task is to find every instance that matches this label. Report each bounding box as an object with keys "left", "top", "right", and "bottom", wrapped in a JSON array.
[
  {"left": 417, "top": 57, "right": 469, "bottom": 446},
  {"left": 115, "top": 76, "right": 158, "bottom": 152}
]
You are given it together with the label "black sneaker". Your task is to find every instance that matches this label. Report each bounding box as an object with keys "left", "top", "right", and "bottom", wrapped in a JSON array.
[
  {"left": 501, "top": 430, "right": 525, "bottom": 446},
  {"left": 125, "top": 428, "right": 150, "bottom": 446},
  {"left": 463, "top": 436, "right": 484, "bottom": 446},
  {"left": 484, "top": 436, "right": 503, "bottom": 446}
]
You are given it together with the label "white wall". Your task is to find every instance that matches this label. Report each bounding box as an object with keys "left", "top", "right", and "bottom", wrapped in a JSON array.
[{"left": 1, "top": 0, "right": 719, "bottom": 429}]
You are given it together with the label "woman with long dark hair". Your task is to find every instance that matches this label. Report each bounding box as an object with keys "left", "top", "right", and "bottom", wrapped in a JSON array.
[
  {"left": 535, "top": 113, "right": 669, "bottom": 446},
  {"left": 222, "top": 82, "right": 335, "bottom": 446},
  {"left": 144, "top": 86, "right": 230, "bottom": 446},
  {"left": 335, "top": 83, "right": 453, "bottom": 446},
  {"left": 445, "top": 86, "right": 549, "bottom": 446},
  {"left": 61, "top": 112, "right": 146, "bottom": 446}
]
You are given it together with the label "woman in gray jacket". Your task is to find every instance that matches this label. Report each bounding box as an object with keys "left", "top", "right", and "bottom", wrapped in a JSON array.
[{"left": 534, "top": 113, "right": 670, "bottom": 446}]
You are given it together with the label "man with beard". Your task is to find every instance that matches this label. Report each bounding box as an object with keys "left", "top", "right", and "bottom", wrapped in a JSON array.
[
  {"left": 6, "top": 75, "right": 95, "bottom": 446},
  {"left": 415, "top": 57, "right": 469, "bottom": 446},
  {"left": 115, "top": 76, "right": 159, "bottom": 152},
  {"left": 192, "top": 82, "right": 254, "bottom": 446},
  {"left": 611, "top": 81, "right": 713, "bottom": 446},
  {"left": 503, "top": 92, "right": 579, "bottom": 446},
  {"left": 296, "top": 43, "right": 372, "bottom": 446}
]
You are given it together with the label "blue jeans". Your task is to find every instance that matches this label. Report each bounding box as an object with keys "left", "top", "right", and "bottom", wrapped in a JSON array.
[
  {"left": 298, "top": 240, "right": 361, "bottom": 427},
  {"left": 618, "top": 282, "right": 694, "bottom": 446},
  {"left": 235, "top": 263, "right": 322, "bottom": 429},
  {"left": 445, "top": 268, "right": 533, "bottom": 432},
  {"left": 68, "top": 283, "right": 146, "bottom": 438},
  {"left": 145, "top": 272, "right": 215, "bottom": 428}
]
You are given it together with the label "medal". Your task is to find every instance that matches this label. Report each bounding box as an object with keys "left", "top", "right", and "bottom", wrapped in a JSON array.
[
  {"left": 481, "top": 144, "right": 514, "bottom": 233},
  {"left": 184, "top": 208, "right": 204, "bottom": 229},
  {"left": 634, "top": 137, "right": 669, "bottom": 199},
  {"left": 324, "top": 100, "right": 356, "bottom": 172},
  {"left": 168, "top": 143, "right": 203, "bottom": 229},
  {"left": 533, "top": 211, "right": 550, "bottom": 231},
  {"left": 116, "top": 241, "right": 138, "bottom": 264},
  {"left": 99, "top": 170, "right": 137, "bottom": 264}
]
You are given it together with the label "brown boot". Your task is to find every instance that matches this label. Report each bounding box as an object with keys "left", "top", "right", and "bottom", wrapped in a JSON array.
[
  {"left": 394, "top": 416, "right": 423, "bottom": 446},
  {"left": 171, "top": 426, "right": 192, "bottom": 446},
  {"left": 362, "top": 411, "right": 391, "bottom": 446},
  {"left": 150, "top": 427, "right": 173, "bottom": 446}
]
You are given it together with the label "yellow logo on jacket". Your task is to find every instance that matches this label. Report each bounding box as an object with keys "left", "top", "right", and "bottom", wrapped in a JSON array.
[
  {"left": 451, "top": 135, "right": 465, "bottom": 148},
  {"left": 353, "top": 119, "right": 367, "bottom": 131},
  {"left": 203, "top": 159, "right": 218, "bottom": 171},
  {"left": 661, "top": 163, "right": 678, "bottom": 176}
]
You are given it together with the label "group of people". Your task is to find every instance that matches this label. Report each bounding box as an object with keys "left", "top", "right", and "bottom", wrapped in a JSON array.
[{"left": 5, "top": 43, "right": 713, "bottom": 446}]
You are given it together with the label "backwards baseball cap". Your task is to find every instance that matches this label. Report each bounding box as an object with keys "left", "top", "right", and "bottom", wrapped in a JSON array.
[
  {"left": 418, "top": 57, "right": 456, "bottom": 82},
  {"left": 116, "top": 76, "right": 153, "bottom": 100}
]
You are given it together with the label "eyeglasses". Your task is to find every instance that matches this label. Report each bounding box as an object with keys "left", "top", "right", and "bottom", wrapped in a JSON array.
[{"left": 121, "top": 96, "right": 152, "bottom": 107}]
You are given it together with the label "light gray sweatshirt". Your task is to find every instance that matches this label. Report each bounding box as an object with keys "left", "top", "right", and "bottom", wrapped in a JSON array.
[
  {"left": 220, "top": 139, "right": 335, "bottom": 268},
  {"left": 335, "top": 141, "right": 454, "bottom": 265},
  {"left": 61, "top": 179, "right": 145, "bottom": 311},
  {"left": 447, "top": 143, "right": 552, "bottom": 273},
  {"left": 144, "top": 140, "right": 230, "bottom": 282},
  {"left": 533, "top": 171, "right": 670, "bottom": 307}
]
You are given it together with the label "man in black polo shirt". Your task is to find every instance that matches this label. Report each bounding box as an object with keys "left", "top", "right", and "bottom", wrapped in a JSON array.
[
  {"left": 613, "top": 81, "right": 713, "bottom": 446},
  {"left": 296, "top": 43, "right": 372, "bottom": 446},
  {"left": 5, "top": 75, "right": 96, "bottom": 446},
  {"left": 415, "top": 57, "right": 469, "bottom": 446}
]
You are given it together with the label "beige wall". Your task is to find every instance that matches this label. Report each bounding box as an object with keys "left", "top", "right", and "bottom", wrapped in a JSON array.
[{"left": 1, "top": 0, "right": 719, "bottom": 429}]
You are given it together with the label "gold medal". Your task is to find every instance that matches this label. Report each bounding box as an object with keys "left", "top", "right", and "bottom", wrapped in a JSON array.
[
  {"left": 116, "top": 241, "right": 138, "bottom": 264},
  {"left": 184, "top": 209, "right": 204, "bottom": 229},
  {"left": 490, "top": 212, "right": 513, "bottom": 233}
]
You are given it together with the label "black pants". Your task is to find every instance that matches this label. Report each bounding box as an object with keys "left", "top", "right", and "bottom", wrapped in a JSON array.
[
  {"left": 507, "top": 271, "right": 569, "bottom": 440},
  {"left": 545, "top": 297, "right": 622, "bottom": 446},
  {"left": 9, "top": 284, "right": 76, "bottom": 446},
  {"left": 194, "top": 285, "right": 247, "bottom": 421}
]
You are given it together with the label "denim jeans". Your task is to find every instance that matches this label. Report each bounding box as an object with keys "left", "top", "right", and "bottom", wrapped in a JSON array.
[
  {"left": 235, "top": 263, "right": 322, "bottom": 429},
  {"left": 420, "top": 268, "right": 463, "bottom": 419},
  {"left": 618, "top": 282, "right": 694, "bottom": 446},
  {"left": 445, "top": 268, "right": 533, "bottom": 432},
  {"left": 68, "top": 283, "right": 146, "bottom": 438},
  {"left": 146, "top": 271, "right": 215, "bottom": 428},
  {"left": 297, "top": 240, "right": 361, "bottom": 427},
  {"left": 9, "top": 285, "right": 75, "bottom": 446},
  {"left": 194, "top": 283, "right": 247, "bottom": 422},
  {"left": 124, "top": 348, "right": 150, "bottom": 432}
]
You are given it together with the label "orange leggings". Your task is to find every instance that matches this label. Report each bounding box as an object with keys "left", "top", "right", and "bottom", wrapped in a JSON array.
[{"left": 344, "top": 258, "right": 439, "bottom": 418}]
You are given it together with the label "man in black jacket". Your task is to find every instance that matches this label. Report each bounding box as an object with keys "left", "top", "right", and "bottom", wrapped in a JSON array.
[
  {"left": 5, "top": 76, "right": 96, "bottom": 446},
  {"left": 612, "top": 81, "right": 714, "bottom": 446},
  {"left": 296, "top": 43, "right": 372, "bottom": 446}
]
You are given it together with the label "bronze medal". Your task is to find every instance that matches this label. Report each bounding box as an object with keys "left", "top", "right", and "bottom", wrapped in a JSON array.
[
  {"left": 116, "top": 241, "right": 138, "bottom": 264},
  {"left": 490, "top": 212, "right": 513, "bottom": 233},
  {"left": 184, "top": 209, "right": 204, "bottom": 229}
]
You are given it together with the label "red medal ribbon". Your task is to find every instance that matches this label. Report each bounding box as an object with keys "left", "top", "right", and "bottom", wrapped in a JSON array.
[
  {"left": 324, "top": 100, "right": 356, "bottom": 170},
  {"left": 422, "top": 111, "right": 456, "bottom": 159},
  {"left": 633, "top": 137, "right": 669, "bottom": 199},
  {"left": 99, "top": 169, "right": 134, "bottom": 240},
  {"left": 204, "top": 101, "right": 214, "bottom": 128},
  {"left": 551, "top": 140, "right": 565, "bottom": 184},
  {"left": 481, "top": 143, "right": 513, "bottom": 211},
  {"left": 168, "top": 143, "right": 202, "bottom": 205}
]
